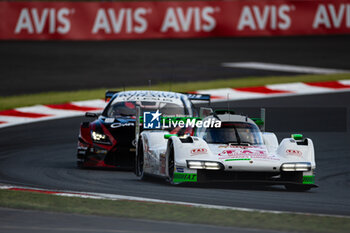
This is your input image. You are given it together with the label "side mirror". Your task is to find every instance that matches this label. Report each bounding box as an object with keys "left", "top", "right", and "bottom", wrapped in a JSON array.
[
  {"left": 199, "top": 107, "right": 213, "bottom": 118},
  {"left": 85, "top": 112, "right": 99, "bottom": 118}
]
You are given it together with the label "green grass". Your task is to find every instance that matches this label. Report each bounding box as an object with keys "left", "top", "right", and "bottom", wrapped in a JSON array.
[
  {"left": 1, "top": 73, "right": 349, "bottom": 111},
  {"left": 0, "top": 189, "right": 349, "bottom": 233}
]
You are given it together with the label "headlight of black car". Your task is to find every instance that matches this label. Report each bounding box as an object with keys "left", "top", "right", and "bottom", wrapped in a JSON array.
[{"left": 91, "top": 131, "right": 111, "bottom": 145}]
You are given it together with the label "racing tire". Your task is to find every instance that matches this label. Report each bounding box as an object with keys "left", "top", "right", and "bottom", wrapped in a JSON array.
[
  {"left": 76, "top": 152, "right": 85, "bottom": 169},
  {"left": 285, "top": 184, "right": 311, "bottom": 192},
  {"left": 136, "top": 139, "right": 148, "bottom": 181},
  {"left": 167, "top": 142, "right": 175, "bottom": 184},
  {"left": 76, "top": 160, "right": 84, "bottom": 168}
]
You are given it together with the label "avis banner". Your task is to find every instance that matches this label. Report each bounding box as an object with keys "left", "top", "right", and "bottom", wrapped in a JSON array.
[{"left": 0, "top": 0, "right": 349, "bottom": 40}]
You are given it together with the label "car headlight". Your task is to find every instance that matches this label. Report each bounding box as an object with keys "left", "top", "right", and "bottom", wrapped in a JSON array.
[
  {"left": 187, "top": 161, "right": 223, "bottom": 170},
  {"left": 91, "top": 131, "right": 111, "bottom": 145},
  {"left": 281, "top": 162, "right": 311, "bottom": 172}
]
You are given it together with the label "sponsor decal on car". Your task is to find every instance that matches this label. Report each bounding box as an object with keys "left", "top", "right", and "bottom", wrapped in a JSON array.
[
  {"left": 173, "top": 173, "right": 197, "bottom": 183},
  {"left": 225, "top": 158, "right": 251, "bottom": 161},
  {"left": 303, "top": 175, "right": 315, "bottom": 184},
  {"left": 219, "top": 149, "right": 266, "bottom": 157},
  {"left": 116, "top": 92, "right": 182, "bottom": 104},
  {"left": 286, "top": 149, "right": 303, "bottom": 156},
  {"left": 218, "top": 145, "right": 262, "bottom": 149},
  {"left": 218, "top": 148, "right": 279, "bottom": 160},
  {"left": 190, "top": 148, "right": 208, "bottom": 155},
  {"left": 176, "top": 167, "right": 184, "bottom": 173},
  {"left": 110, "top": 122, "right": 135, "bottom": 128},
  {"left": 104, "top": 118, "right": 115, "bottom": 123}
]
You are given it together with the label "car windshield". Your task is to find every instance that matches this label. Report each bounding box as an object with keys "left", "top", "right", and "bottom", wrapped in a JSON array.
[
  {"left": 202, "top": 122, "right": 263, "bottom": 145},
  {"left": 104, "top": 100, "right": 186, "bottom": 118}
]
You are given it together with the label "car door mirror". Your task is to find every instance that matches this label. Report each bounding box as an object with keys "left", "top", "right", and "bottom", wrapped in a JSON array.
[
  {"left": 199, "top": 107, "right": 213, "bottom": 118},
  {"left": 85, "top": 112, "right": 99, "bottom": 118}
]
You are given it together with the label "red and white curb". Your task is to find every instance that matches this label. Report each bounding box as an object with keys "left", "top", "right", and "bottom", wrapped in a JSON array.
[
  {"left": 194, "top": 79, "right": 350, "bottom": 100},
  {"left": 1, "top": 184, "right": 348, "bottom": 218},
  {"left": 0, "top": 100, "right": 106, "bottom": 129},
  {"left": 222, "top": 62, "right": 350, "bottom": 74},
  {"left": 1, "top": 80, "right": 350, "bottom": 129}
]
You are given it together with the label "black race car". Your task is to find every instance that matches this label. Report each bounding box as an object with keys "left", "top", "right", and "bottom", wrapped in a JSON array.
[{"left": 77, "top": 90, "right": 209, "bottom": 169}]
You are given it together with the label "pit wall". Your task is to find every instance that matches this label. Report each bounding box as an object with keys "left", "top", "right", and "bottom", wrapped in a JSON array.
[{"left": 0, "top": 0, "right": 349, "bottom": 40}]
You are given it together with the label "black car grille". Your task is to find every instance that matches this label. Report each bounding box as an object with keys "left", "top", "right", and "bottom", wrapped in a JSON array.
[
  {"left": 109, "top": 126, "right": 135, "bottom": 147},
  {"left": 103, "top": 126, "right": 135, "bottom": 167}
]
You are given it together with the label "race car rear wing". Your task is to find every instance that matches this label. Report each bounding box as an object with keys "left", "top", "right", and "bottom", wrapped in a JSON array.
[
  {"left": 105, "top": 90, "right": 119, "bottom": 102},
  {"left": 106, "top": 91, "right": 210, "bottom": 102}
]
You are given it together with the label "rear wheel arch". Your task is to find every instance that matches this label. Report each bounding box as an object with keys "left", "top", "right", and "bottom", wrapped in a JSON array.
[{"left": 136, "top": 135, "right": 150, "bottom": 180}]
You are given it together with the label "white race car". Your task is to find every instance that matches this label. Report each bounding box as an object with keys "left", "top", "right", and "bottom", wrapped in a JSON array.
[{"left": 135, "top": 109, "right": 317, "bottom": 191}]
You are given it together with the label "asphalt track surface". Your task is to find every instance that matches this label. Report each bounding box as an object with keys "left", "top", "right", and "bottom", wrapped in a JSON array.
[
  {"left": 1, "top": 35, "right": 350, "bottom": 96},
  {"left": 0, "top": 92, "right": 349, "bottom": 217}
]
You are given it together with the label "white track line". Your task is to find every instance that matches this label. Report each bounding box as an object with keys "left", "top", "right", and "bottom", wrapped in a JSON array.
[
  {"left": 1, "top": 184, "right": 349, "bottom": 219},
  {"left": 222, "top": 62, "right": 350, "bottom": 74}
]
